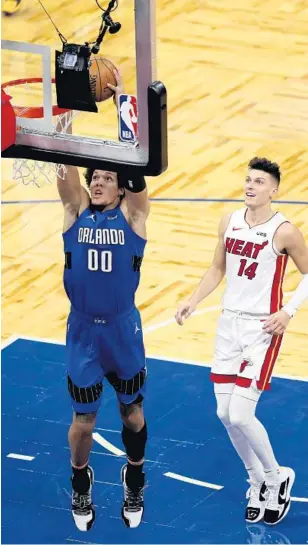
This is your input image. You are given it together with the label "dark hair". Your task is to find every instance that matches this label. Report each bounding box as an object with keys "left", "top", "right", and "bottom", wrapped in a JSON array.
[
  {"left": 248, "top": 157, "right": 281, "bottom": 185},
  {"left": 84, "top": 168, "right": 95, "bottom": 188},
  {"left": 84, "top": 168, "right": 125, "bottom": 198}
]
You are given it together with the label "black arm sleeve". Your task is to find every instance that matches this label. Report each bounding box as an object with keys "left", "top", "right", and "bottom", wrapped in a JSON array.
[{"left": 120, "top": 175, "right": 146, "bottom": 194}]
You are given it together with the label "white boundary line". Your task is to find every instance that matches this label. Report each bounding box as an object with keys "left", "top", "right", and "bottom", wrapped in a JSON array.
[
  {"left": 164, "top": 473, "right": 308, "bottom": 502},
  {"left": 2, "top": 334, "right": 66, "bottom": 346},
  {"left": 1, "top": 335, "right": 20, "bottom": 349},
  {"left": 10, "top": 334, "right": 307, "bottom": 380},
  {"left": 164, "top": 472, "right": 223, "bottom": 490},
  {"left": 2, "top": 334, "right": 308, "bottom": 382},
  {"left": 7, "top": 453, "right": 35, "bottom": 461},
  {"left": 92, "top": 433, "right": 125, "bottom": 456}
]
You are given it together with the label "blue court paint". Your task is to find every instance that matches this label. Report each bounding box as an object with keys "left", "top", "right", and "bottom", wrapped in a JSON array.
[
  {"left": 1, "top": 198, "right": 308, "bottom": 205},
  {"left": 2, "top": 338, "right": 308, "bottom": 544}
]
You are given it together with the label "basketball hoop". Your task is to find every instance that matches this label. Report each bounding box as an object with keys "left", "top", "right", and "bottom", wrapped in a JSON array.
[{"left": 1, "top": 77, "right": 78, "bottom": 187}]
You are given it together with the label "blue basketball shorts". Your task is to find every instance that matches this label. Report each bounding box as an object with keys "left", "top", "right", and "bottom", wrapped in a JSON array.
[{"left": 66, "top": 306, "right": 146, "bottom": 413}]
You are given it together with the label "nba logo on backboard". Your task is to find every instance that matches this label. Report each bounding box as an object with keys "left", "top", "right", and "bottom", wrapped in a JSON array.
[{"left": 118, "top": 94, "right": 138, "bottom": 143}]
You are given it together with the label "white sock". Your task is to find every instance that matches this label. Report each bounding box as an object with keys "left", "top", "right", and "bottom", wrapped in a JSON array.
[
  {"left": 215, "top": 390, "right": 265, "bottom": 482},
  {"left": 226, "top": 425, "right": 265, "bottom": 482},
  {"left": 228, "top": 393, "right": 280, "bottom": 482},
  {"left": 264, "top": 467, "right": 281, "bottom": 483}
]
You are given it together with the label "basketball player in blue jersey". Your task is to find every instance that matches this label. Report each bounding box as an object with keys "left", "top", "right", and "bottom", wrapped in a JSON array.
[{"left": 57, "top": 70, "right": 149, "bottom": 531}]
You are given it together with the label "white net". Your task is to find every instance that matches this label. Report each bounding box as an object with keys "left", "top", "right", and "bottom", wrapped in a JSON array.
[
  {"left": 13, "top": 110, "right": 79, "bottom": 187},
  {"left": 12, "top": 158, "right": 68, "bottom": 187}
]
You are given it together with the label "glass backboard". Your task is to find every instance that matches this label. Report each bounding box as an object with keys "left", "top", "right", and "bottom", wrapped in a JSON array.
[{"left": 1, "top": 0, "right": 167, "bottom": 176}]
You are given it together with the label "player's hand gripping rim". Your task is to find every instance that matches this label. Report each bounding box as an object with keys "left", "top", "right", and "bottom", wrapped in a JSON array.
[{"left": 262, "top": 309, "right": 291, "bottom": 336}]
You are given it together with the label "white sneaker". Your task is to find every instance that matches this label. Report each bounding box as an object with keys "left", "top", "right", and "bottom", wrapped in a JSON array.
[
  {"left": 264, "top": 467, "right": 295, "bottom": 525},
  {"left": 121, "top": 464, "right": 144, "bottom": 528},
  {"left": 71, "top": 466, "right": 95, "bottom": 532},
  {"left": 245, "top": 480, "right": 268, "bottom": 523}
]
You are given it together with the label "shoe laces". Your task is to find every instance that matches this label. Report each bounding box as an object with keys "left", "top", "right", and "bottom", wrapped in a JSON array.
[
  {"left": 124, "top": 483, "right": 144, "bottom": 512},
  {"left": 246, "top": 483, "right": 260, "bottom": 504},
  {"left": 72, "top": 489, "right": 92, "bottom": 514},
  {"left": 246, "top": 481, "right": 266, "bottom": 505},
  {"left": 266, "top": 482, "right": 281, "bottom": 510}
]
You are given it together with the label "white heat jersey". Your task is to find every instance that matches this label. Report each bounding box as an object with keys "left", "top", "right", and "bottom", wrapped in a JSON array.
[{"left": 222, "top": 208, "right": 289, "bottom": 315}]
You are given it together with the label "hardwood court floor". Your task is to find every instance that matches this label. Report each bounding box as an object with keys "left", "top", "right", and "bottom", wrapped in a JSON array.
[{"left": 2, "top": 0, "right": 308, "bottom": 378}]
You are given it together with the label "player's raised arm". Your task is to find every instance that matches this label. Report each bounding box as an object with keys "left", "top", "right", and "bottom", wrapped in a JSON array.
[
  {"left": 57, "top": 165, "right": 85, "bottom": 210},
  {"left": 56, "top": 115, "right": 90, "bottom": 220},
  {"left": 175, "top": 213, "right": 231, "bottom": 325},
  {"left": 107, "top": 68, "right": 150, "bottom": 221},
  {"left": 121, "top": 175, "right": 150, "bottom": 219},
  {"left": 56, "top": 111, "right": 93, "bottom": 233}
]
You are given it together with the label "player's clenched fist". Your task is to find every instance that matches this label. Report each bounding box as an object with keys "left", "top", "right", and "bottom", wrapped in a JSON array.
[{"left": 175, "top": 300, "right": 196, "bottom": 325}]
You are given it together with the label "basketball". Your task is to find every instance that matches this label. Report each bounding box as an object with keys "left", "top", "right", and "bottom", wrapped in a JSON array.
[{"left": 89, "top": 57, "right": 117, "bottom": 103}]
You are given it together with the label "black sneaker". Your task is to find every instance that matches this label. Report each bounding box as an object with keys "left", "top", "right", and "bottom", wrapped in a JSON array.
[
  {"left": 245, "top": 480, "right": 268, "bottom": 523},
  {"left": 264, "top": 467, "right": 295, "bottom": 525},
  {"left": 121, "top": 464, "right": 144, "bottom": 528},
  {"left": 71, "top": 466, "right": 95, "bottom": 532}
]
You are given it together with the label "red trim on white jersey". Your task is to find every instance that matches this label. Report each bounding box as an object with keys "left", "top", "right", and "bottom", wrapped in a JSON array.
[
  {"left": 210, "top": 373, "right": 237, "bottom": 384},
  {"left": 210, "top": 372, "right": 271, "bottom": 390},
  {"left": 270, "top": 254, "right": 288, "bottom": 313},
  {"left": 258, "top": 334, "right": 283, "bottom": 390},
  {"left": 235, "top": 376, "right": 271, "bottom": 391},
  {"left": 235, "top": 376, "right": 252, "bottom": 388}
]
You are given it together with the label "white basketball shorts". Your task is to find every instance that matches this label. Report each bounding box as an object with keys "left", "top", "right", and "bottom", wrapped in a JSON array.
[{"left": 210, "top": 310, "right": 284, "bottom": 391}]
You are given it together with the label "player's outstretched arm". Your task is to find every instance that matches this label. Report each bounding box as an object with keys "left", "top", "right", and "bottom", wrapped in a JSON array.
[
  {"left": 108, "top": 67, "right": 150, "bottom": 225},
  {"left": 57, "top": 165, "right": 84, "bottom": 209},
  {"left": 175, "top": 213, "right": 231, "bottom": 326},
  {"left": 57, "top": 165, "right": 90, "bottom": 232},
  {"left": 123, "top": 176, "right": 150, "bottom": 217},
  {"left": 263, "top": 223, "right": 308, "bottom": 335},
  {"left": 56, "top": 117, "right": 90, "bottom": 231}
]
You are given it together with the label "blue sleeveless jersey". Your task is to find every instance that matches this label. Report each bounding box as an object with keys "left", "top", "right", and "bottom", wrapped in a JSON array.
[{"left": 63, "top": 205, "right": 146, "bottom": 316}]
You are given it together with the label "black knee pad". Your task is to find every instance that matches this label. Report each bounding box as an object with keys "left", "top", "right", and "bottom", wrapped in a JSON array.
[
  {"left": 67, "top": 375, "right": 103, "bottom": 404},
  {"left": 105, "top": 368, "right": 146, "bottom": 395},
  {"left": 122, "top": 422, "right": 148, "bottom": 462}
]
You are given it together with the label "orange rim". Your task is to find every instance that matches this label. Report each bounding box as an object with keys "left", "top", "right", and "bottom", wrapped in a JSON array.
[{"left": 1, "top": 77, "right": 71, "bottom": 118}]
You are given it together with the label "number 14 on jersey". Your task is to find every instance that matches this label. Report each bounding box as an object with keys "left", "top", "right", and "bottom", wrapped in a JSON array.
[{"left": 238, "top": 259, "right": 258, "bottom": 280}]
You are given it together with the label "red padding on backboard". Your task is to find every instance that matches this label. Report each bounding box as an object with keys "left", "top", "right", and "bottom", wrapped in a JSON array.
[{"left": 1, "top": 89, "right": 16, "bottom": 152}]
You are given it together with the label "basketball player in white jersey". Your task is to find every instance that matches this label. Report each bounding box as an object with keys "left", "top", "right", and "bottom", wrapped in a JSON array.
[{"left": 175, "top": 157, "right": 308, "bottom": 525}]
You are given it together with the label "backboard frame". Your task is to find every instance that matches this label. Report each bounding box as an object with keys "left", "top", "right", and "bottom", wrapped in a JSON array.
[{"left": 1, "top": 0, "right": 168, "bottom": 176}]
